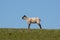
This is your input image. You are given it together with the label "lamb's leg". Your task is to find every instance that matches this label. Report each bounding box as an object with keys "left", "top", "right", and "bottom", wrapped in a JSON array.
[
  {"left": 38, "top": 24, "right": 42, "bottom": 29},
  {"left": 28, "top": 24, "right": 31, "bottom": 29}
]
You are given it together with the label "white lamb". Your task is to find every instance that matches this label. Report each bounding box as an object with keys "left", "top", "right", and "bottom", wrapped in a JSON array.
[{"left": 22, "top": 15, "right": 42, "bottom": 29}]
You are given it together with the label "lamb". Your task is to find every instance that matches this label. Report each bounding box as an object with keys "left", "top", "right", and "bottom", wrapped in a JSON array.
[{"left": 22, "top": 15, "right": 42, "bottom": 29}]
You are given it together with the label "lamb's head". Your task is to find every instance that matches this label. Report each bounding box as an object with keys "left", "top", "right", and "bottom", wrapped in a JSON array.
[{"left": 22, "top": 15, "right": 27, "bottom": 20}]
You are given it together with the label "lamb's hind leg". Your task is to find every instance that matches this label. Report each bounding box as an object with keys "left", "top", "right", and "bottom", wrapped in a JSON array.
[{"left": 38, "top": 24, "right": 42, "bottom": 29}]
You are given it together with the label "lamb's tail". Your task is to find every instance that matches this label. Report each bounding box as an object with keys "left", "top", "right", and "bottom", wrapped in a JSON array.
[{"left": 39, "top": 19, "right": 41, "bottom": 21}]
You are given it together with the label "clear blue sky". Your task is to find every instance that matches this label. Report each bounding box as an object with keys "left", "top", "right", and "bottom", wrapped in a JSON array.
[{"left": 0, "top": 0, "right": 60, "bottom": 29}]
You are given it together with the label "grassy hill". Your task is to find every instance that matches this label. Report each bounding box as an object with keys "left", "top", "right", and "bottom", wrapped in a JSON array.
[{"left": 0, "top": 28, "right": 60, "bottom": 40}]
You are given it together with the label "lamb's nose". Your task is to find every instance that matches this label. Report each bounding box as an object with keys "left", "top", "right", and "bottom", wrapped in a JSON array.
[{"left": 22, "top": 17, "right": 23, "bottom": 19}]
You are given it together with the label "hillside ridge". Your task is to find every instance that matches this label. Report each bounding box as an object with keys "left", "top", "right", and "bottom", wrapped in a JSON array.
[{"left": 0, "top": 28, "right": 60, "bottom": 40}]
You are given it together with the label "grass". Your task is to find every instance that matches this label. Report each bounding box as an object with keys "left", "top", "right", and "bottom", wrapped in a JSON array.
[{"left": 0, "top": 28, "right": 60, "bottom": 40}]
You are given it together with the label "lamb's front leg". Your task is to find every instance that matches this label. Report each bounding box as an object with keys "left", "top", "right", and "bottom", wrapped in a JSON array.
[
  {"left": 28, "top": 24, "right": 31, "bottom": 29},
  {"left": 38, "top": 24, "right": 42, "bottom": 29}
]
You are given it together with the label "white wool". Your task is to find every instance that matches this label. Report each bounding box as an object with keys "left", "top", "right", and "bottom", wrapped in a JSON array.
[
  {"left": 26, "top": 17, "right": 40, "bottom": 24},
  {"left": 22, "top": 15, "right": 42, "bottom": 29}
]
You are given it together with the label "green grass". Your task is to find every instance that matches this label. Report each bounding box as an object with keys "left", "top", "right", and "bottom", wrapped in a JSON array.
[{"left": 0, "top": 28, "right": 60, "bottom": 40}]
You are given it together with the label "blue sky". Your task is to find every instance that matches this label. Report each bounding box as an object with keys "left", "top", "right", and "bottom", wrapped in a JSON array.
[{"left": 0, "top": 0, "right": 60, "bottom": 29}]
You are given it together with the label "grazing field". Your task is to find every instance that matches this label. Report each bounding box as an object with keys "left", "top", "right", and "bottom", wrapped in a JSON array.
[{"left": 0, "top": 28, "right": 60, "bottom": 40}]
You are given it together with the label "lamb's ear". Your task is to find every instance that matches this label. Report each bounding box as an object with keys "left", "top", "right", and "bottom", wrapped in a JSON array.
[
  {"left": 24, "top": 15, "right": 27, "bottom": 17},
  {"left": 24, "top": 15, "right": 26, "bottom": 16}
]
